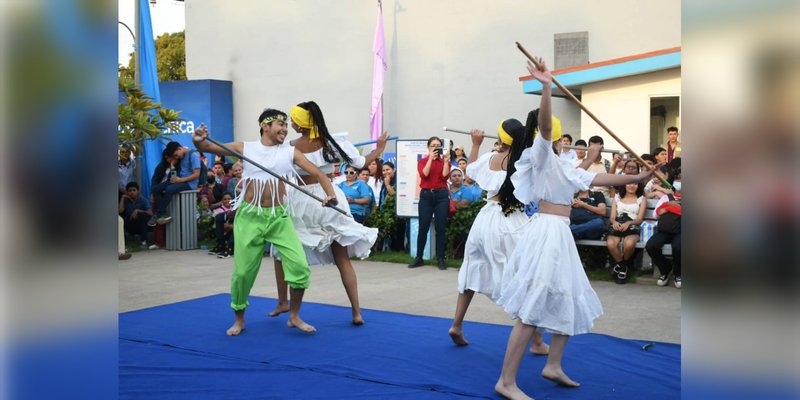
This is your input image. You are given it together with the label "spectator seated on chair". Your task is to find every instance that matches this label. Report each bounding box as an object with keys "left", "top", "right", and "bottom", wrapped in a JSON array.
[
  {"left": 569, "top": 189, "right": 607, "bottom": 241},
  {"left": 209, "top": 192, "right": 235, "bottom": 258},
  {"left": 150, "top": 141, "right": 202, "bottom": 226},
  {"left": 119, "top": 181, "right": 153, "bottom": 246},
  {"left": 606, "top": 176, "right": 646, "bottom": 284},
  {"left": 648, "top": 163, "right": 682, "bottom": 289}
]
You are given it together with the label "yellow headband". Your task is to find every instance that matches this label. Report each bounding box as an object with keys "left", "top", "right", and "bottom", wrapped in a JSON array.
[
  {"left": 289, "top": 105, "right": 319, "bottom": 140},
  {"left": 260, "top": 114, "right": 286, "bottom": 125},
  {"left": 533, "top": 115, "right": 562, "bottom": 142},
  {"left": 497, "top": 120, "right": 514, "bottom": 146}
]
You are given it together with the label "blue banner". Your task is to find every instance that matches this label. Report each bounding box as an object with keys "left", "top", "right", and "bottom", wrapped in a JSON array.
[{"left": 137, "top": 0, "right": 162, "bottom": 199}]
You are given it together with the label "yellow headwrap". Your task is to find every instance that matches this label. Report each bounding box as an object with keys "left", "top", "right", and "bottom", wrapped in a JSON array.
[
  {"left": 289, "top": 105, "right": 320, "bottom": 140},
  {"left": 497, "top": 120, "right": 514, "bottom": 146},
  {"left": 533, "top": 115, "right": 562, "bottom": 142}
]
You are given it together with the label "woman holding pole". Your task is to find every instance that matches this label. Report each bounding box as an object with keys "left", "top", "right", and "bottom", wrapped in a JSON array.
[
  {"left": 447, "top": 118, "right": 547, "bottom": 357},
  {"left": 494, "top": 58, "right": 659, "bottom": 399}
]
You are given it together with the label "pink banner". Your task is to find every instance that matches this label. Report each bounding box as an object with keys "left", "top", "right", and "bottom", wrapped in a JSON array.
[{"left": 370, "top": 0, "right": 387, "bottom": 146}]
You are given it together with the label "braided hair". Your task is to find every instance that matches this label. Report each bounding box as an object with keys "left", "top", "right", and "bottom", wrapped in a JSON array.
[
  {"left": 296, "top": 101, "right": 353, "bottom": 165},
  {"left": 498, "top": 109, "right": 539, "bottom": 215}
]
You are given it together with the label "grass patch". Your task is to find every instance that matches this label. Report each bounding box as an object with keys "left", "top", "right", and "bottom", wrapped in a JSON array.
[{"left": 362, "top": 251, "right": 462, "bottom": 269}]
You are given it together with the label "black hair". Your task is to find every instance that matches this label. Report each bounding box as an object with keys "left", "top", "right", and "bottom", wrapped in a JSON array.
[
  {"left": 667, "top": 126, "right": 679, "bottom": 133},
  {"left": 165, "top": 141, "right": 181, "bottom": 157},
  {"left": 588, "top": 135, "right": 604, "bottom": 145},
  {"left": 383, "top": 161, "right": 395, "bottom": 169},
  {"left": 615, "top": 180, "right": 645, "bottom": 198},
  {"left": 223, "top": 163, "right": 232, "bottom": 174},
  {"left": 426, "top": 136, "right": 443, "bottom": 147},
  {"left": 222, "top": 192, "right": 234, "bottom": 199},
  {"left": 562, "top": 134, "right": 573, "bottom": 142},
  {"left": 574, "top": 139, "right": 587, "bottom": 147},
  {"left": 150, "top": 149, "right": 172, "bottom": 187},
  {"left": 641, "top": 153, "right": 656, "bottom": 163},
  {"left": 498, "top": 109, "right": 539, "bottom": 215},
  {"left": 257, "top": 108, "right": 288, "bottom": 136},
  {"left": 206, "top": 176, "right": 215, "bottom": 184},
  {"left": 125, "top": 181, "right": 139, "bottom": 190},
  {"left": 652, "top": 147, "right": 666, "bottom": 157},
  {"left": 666, "top": 157, "right": 682, "bottom": 184},
  {"left": 296, "top": 101, "right": 353, "bottom": 165}
]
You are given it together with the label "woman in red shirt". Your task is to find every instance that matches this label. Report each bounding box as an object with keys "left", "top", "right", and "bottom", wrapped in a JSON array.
[{"left": 409, "top": 136, "right": 451, "bottom": 269}]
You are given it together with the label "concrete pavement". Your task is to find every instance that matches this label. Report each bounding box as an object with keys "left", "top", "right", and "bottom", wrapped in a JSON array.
[{"left": 120, "top": 249, "right": 681, "bottom": 343}]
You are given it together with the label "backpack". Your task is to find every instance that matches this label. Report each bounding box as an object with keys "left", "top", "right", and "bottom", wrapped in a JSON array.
[
  {"left": 189, "top": 149, "right": 208, "bottom": 188},
  {"left": 657, "top": 194, "right": 681, "bottom": 234}
]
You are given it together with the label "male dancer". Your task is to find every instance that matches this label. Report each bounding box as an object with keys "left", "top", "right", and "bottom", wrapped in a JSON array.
[{"left": 193, "top": 109, "right": 338, "bottom": 335}]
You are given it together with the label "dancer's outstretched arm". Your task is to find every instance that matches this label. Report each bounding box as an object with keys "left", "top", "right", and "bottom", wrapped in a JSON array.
[{"left": 527, "top": 58, "right": 553, "bottom": 141}]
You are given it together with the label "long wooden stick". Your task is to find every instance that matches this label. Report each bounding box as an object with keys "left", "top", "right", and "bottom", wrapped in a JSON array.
[
  {"left": 203, "top": 136, "right": 350, "bottom": 216},
  {"left": 516, "top": 42, "right": 671, "bottom": 188}
]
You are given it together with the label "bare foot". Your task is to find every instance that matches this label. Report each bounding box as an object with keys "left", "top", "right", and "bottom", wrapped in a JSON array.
[
  {"left": 494, "top": 380, "right": 534, "bottom": 400},
  {"left": 287, "top": 316, "right": 316, "bottom": 333},
  {"left": 529, "top": 341, "right": 549, "bottom": 356},
  {"left": 448, "top": 327, "right": 469, "bottom": 346},
  {"left": 226, "top": 320, "right": 245, "bottom": 336},
  {"left": 267, "top": 303, "right": 290, "bottom": 317},
  {"left": 352, "top": 314, "right": 364, "bottom": 326},
  {"left": 541, "top": 367, "right": 580, "bottom": 387}
]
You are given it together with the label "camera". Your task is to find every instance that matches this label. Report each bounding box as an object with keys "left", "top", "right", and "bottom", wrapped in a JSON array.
[{"left": 434, "top": 148, "right": 443, "bottom": 156}]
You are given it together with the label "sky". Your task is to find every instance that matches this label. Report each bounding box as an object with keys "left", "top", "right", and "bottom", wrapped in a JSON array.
[{"left": 118, "top": 0, "right": 186, "bottom": 66}]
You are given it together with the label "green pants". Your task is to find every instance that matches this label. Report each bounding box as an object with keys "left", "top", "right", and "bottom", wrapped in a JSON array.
[{"left": 231, "top": 204, "right": 310, "bottom": 311}]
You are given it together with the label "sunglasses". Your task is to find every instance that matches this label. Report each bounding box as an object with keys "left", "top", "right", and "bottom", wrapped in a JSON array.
[{"left": 344, "top": 171, "right": 357, "bottom": 175}]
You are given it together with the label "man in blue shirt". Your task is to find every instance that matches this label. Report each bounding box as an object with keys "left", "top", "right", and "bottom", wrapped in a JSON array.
[
  {"left": 569, "top": 189, "right": 607, "bottom": 240},
  {"left": 149, "top": 141, "right": 202, "bottom": 226},
  {"left": 119, "top": 181, "right": 153, "bottom": 245}
]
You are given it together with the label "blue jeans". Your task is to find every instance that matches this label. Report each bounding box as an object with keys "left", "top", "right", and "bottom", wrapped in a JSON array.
[
  {"left": 151, "top": 181, "right": 191, "bottom": 216},
  {"left": 416, "top": 188, "right": 449, "bottom": 260},
  {"left": 570, "top": 218, "right": 606, "bottom": 241}
]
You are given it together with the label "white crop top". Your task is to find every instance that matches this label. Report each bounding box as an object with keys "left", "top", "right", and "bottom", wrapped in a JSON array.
[
  {"left": 294, "top": 139, "right": 366, "bottom": 176},
  {"left": 511, "top": 133, "right": 597, "bottom": 206},
  {"left": 614, "top": 195, "right": 644, "bottom": 220},
  {"left": 232, "top": 141, "right": 300, "bottom": 213},
  {"left": 466, "top": 152, "right": 507, "bottom": 199}
]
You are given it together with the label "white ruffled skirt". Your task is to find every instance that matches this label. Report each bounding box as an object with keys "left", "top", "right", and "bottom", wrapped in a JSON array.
[
  {"left": 457, "top": 201, "right": 529, "bottom": 302},
  {"left": 497, "top": 213, "right": 603, "bottom": 336},
  {"left": 285, "top": 183, "right": 378, "bottom": 265}
]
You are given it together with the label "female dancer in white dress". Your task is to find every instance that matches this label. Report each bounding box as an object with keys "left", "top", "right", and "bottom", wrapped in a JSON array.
[
  {"left": 269, "top": 101, "right": 388, "bottom": 326},
  {"left": 494, "top": 59, "right": 658, "bottom": 400},
  {"left": 447, "top": 119, "right": 547, "bottom": 357}
]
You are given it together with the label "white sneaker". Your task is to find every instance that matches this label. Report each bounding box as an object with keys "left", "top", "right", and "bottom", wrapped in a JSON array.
[
  {"left": 657, "top": 274, "right": 670, "bottom": 287},
  {"left": 673, "top": 276, "right": 682, "bottom": 289},
  {"left": 148, "top": 244, "right": 160, "bottom": 250}
]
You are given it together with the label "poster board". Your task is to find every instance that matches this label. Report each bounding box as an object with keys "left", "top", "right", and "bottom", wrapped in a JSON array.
[{"left": 395, "top": 139, "right": 430, "bottom": 217}]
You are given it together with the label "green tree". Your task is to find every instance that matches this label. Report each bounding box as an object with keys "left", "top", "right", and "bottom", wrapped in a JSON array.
[
  {"left": 119, "top": 31, "right": 186, "bottom": 82},
  {"left": 118, "top": 78, "right": 183, "bottom": 156}
]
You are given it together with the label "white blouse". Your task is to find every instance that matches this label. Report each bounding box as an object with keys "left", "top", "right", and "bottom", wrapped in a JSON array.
[
  {"left": 511, "top": 133, "right": 597, "bottom": 207},
  {"left": 466, "top": 152, "right": 507, "bottom": 199}
]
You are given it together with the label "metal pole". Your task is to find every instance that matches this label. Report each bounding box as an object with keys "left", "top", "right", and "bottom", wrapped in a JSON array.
[{"left": 443, "top": 127, "right": 499, "bottom": 139}]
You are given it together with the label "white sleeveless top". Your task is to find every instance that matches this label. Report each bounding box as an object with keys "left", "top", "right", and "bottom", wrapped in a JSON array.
[
  {"left": 293, "top": 139, "right": 366, "bottom": 176},
  {"left": 232, "top": 141, "right": 300, "bottom": 212},
  {"left": 511, "top": 133, "right": 597, "bottom": 206},
  {"left": 614, "top": 195, "right": 645, "bottom": 220},
  {"left": 466, "top": 152, "right": 507, "bottom": 199}
]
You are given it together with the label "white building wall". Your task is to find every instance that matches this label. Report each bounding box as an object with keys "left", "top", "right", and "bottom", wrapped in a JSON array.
[
  {"left": 580, "top": 68, "right": 681, "bottom": 155},
  {"left": 184, "top": 0, "right": 680, "bottom": 151}
]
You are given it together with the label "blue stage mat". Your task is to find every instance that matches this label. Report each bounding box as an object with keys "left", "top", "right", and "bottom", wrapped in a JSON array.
[{"left": 120, "top": 294, "right": 680, "bottom": 399}]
